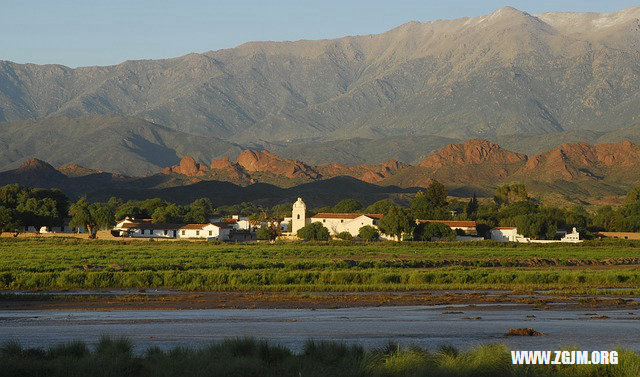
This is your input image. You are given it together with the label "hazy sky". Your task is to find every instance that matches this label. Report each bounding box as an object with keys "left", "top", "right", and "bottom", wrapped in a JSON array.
[{"left": 2, "top": 0, "right": 638, "bottom": 67}]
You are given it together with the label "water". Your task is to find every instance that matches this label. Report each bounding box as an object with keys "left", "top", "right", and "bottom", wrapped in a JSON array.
[{"left": 1, "top": 306, "right": 638, "bottom": 353}]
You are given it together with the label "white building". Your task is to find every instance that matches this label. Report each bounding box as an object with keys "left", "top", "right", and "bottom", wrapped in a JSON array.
[
  {"left": 310, "top": 213, "right": 383, "bottom": 237},
  {"left": 178, "top": 223, "right": 231, "bottom": 240},
  {"left": 289, "top": 198, "right": 385, "bottom": 239},
  {"left": 112, "top": 217, "right": 232, "bottom": 240},
  {"left": 490, "top": 227, "right": 581, "bottom": 243}
]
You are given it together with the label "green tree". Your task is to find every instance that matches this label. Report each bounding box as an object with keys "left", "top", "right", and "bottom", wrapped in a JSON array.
[
  {"left": 257, "top": 226, "right": 279, "bottom": 241},
  {"left": 185, "top": 198, "right": 215, "bottom": 223},
  {"left": 335, "top": 231, "right": 353, "bottom": 240},
  {"left": 297, "top": 222, "right": 330, "bottom": 241},
  {"left": 515, "top": 214, "right": 558, "bottom": 240},
  {"left": 364, "top": 200, "right": 396, "bottom": 214},
  {"left": 69, "top": 197, "right": 97, "bottom": 238},
  {"left": 411, "top": 181, "right": 449, "bottom": 220},
  {"left": 425, "top": 180, "right": 448, "bottom": 208},
  {"left": 358, "top": 225, "right": 379, "bottom": 241},
  {"left": 332, "top": 199, "right": 362, "bottom": 213},
  {"left": 494, "top": 184, "right": 528, "bottom": 206},
  {"left": 465, "top": 193, "right": 479, "bottom": 220},
  {"left": 0, "top": 206, "right": 19, "bottom": 235},
  {"left": 624, "top": 186, "right": 640, "bottom": 206},
  {"left": 90, "top": 202, "right": 116, "bottom": 230},
  {"left": 379, "top": 206, "right": 413, "bottom": 241},
  {"left": 271, "top": 203, "right": 293, "bottom": 218},
  {"left": 413, "top": 222, "right": 455, "bottom": 241}
]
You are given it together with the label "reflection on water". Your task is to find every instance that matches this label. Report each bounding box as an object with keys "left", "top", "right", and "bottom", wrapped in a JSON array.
[{"left": 1, "top": 306, "right": 638, "bottom": 352}]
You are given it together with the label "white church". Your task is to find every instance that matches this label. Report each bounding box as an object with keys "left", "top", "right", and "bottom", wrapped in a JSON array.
[{"left": 290, "top": 198, "right": 384, "bottom": 239}]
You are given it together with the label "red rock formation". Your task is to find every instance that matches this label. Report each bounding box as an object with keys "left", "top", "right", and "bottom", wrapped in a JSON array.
[
  {"left": 236, "top": 150, "right": 319, "bottom": 179},
  {"left": 520, "top": 141, "right": 640, "bottom": 180},
  {"left": 58, "top": 163, "right": 104, "bottom": 177},
  {"left": 420, "top": 139, "right": 527, "bottom": 168}
]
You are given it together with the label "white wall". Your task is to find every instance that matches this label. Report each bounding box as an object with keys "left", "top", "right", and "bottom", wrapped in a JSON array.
[{"left": 311, "top": 215, "right": 379, "bottom": 237}]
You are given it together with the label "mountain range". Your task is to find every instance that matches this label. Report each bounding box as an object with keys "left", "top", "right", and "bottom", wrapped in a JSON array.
[
  {"left": 1, "top": 6, "right": 640, "bottom": 176},
  {"left": 1, "top": 138, "right": 638, "bottom": 206}
]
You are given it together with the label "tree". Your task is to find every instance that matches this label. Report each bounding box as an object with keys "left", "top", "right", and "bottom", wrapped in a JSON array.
[
  {"left": 0, "top": 206, "right": 19, "bottom": 235},
  {"left": 297, "top": 222, "right": 330, "bottom": 241},
  {"left": 425, "top": 180, "right": 448, "bottom": 208},
  {"left": 364, "top": 200, "right": 396, "bottom": 215},
  {"left": 494, "top": 184, "right": 528, "bottom": 206},
  {"left": 90, "top": 202, "right": 116, "bottom": 231},
  {"left": 515, "top": 214, "right": 558, "bottom": 240},
  {"left": 152, "top": 204, "right": 184, "bottom": 224},
  {"left": 335, "top": 231, "right": 353, "bottom": 240},
  {"left": 624, "top": 186, "right": 640, "bottom": 206},
  {"left": 257, "top": 226, "right": 279, "bottom": 241},
  {"left": 358, "top": 225, "right": 379, "bottom": 242},
  {"left": 414, "top": 222, "right": 455, "bottom": 241},
  {"left": 69, "top": 197, "right": 97, "bottom": 238},
  {"left": 185, "top": 198, "right": 214, "bottom": 223},
  {"left": 465, "top": 193, "right": 479, "bottom": 220},
  {"left": 332, "top": 199, "right": 362, "bottom": 213},
  {"left": 411, "top": 181, "right": 449, "bottom": 220},
  {"left": 271, "top": 203, "right": 293, "bottom": 218},
  {"left": 379, "top": 206, "right": 413, "bottom": 241}
]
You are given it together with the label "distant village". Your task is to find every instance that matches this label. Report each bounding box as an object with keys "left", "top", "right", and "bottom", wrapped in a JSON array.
[
  {"left": 105, "top": 197, "right": 583, "bottom": 243},
  {"left": 3, "top": 181, "right": 640, "bottom": 243}
]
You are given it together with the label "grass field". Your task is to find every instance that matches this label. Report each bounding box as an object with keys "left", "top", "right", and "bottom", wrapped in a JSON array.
[
  {"left": 2, "top": 337, "right": 639, "bottom": 377},
  {"left": 1, "top": 238, "right": 640, "bottom": 292}
]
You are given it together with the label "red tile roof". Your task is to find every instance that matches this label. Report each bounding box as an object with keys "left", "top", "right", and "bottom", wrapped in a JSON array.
[
  {"left": 492, "top": 227, "right": 517, "bottom": 230},
  {"left": 418, "top": 220, "right": 476, "bottom": 227}
]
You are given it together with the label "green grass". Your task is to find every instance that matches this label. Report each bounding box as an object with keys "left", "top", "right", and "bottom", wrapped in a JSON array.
[
  {"left": 1, "top": 238, "right": 640, "bottom": 291},
  {"left": 2, "top": 337, "right": 639, "bottom": 377}
]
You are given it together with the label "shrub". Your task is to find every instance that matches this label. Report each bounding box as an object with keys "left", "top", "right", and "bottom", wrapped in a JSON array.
[
  {"left": 358, "top": 226, "right": 379, "bottom": 242},
  {"left": 335, "top": 232, "right": 353, "bottom": 240},
  {"left": 413, "top": 222, "right": 455, "bottom": 241},
  {"left": 256, "top": 226, "right": 278, "bottom": 241},
  {"left": 297, "top": 222, "right": 330, "bottom": 241}
]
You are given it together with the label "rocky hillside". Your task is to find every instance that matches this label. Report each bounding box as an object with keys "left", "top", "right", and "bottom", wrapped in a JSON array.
[
  {"left": 1, "top": 6, "right": 639, "bottom": 145},
  {"left": 161, "top": 150, "right": 409, "bottom": 186},
  {"left": 1, "top": 138, "right": 639, "bottom": 204}
]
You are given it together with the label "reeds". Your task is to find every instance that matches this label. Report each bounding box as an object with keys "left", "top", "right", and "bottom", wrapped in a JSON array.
[{"left": 1, "top": 337, "right": 638, "bottom": 377}]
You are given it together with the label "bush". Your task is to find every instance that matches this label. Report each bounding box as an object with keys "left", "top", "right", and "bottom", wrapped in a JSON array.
[
  {"left": 256, "top": 226, "right": 278, "bottom": 241},
  {"left": 413, "top": 222, "right": 455, "bottom": 241},
  {"left": 335, "top": 232, "right": 353, "bottom": 240},
  {"left": 358, "top": 226, "right": 379, "bottom": 242},
  {"left": 297, "top": 222, "right": 330, "bottom": 241}
]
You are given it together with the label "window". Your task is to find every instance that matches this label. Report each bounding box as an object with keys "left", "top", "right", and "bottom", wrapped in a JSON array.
[
  {"left": 164, "top": 230, "right": 168, "bottom": 235},
  {"left": 196, "top": 230, "right": 200, "bottom": 236},
  {"left": 340, "top": 220, "right": 343, "bottom": 223},
  {"left": 209, "top": 231, "right": 212, "bottom": 236},
  {"left": 297, "top": 214, "right": 300, "bottom": 219},
  {"left": 323, "top": 219, "right": 326, "bottom": 222},
  {"left": 181, "top": 230, "right": 185, "bottom": 235}
]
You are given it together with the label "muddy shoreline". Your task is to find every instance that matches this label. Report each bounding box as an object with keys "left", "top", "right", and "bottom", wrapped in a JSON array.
[{"left": 2, "top": 290, "right": 638, "bottom": 311}]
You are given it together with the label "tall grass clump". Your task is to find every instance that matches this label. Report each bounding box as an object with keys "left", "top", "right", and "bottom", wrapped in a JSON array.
[{"left": 2, "top": 338, "right": 640, "bottom": 377}]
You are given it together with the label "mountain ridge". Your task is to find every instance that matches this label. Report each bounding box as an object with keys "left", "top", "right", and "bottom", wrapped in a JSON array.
[
  {"left": 1, "top": 137, "right": 639, "bottom": 205},
  {"left": 2, "top": 6, "right": 640, "bottom": 144}
]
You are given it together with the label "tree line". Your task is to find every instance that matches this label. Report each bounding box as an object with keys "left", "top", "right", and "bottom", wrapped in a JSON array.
[{"left": 2, "top": 181, "right": 640, "bottom": 240}]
